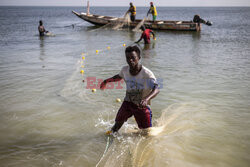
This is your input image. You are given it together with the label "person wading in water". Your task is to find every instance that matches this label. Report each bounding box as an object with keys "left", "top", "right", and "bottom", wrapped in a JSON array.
[{"left": 38, "top": 20, "right": 48, "bottom": 36}]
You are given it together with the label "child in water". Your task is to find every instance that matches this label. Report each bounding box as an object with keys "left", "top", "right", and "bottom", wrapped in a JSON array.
[{"left": 100, "top": 45, "right": 160, "bottom": 134}]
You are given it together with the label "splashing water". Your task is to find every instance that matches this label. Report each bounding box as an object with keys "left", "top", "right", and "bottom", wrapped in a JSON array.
[{"left": 95, "top": 102, "right": 207, "bottom": 167}]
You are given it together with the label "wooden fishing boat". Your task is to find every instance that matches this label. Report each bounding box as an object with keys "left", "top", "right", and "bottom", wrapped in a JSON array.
[{"left": 72, "top": 11, "right": 207, "bottom": 31}]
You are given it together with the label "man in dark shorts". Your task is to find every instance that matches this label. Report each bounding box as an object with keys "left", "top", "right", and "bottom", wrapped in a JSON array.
[
  {"left": 100, "top": 45, "right": 160, "bottom": 134},
  {"left": 135, "top": 25, "right": 156, "bottom": 44},
  {"left": 38, "top": 20, "right": 48, "bottom": 36},
  {"left": 126, "top": 2, "right": 136, "bottom": 22}
]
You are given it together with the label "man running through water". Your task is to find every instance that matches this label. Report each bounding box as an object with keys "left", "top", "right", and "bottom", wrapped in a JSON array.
[
  {"left": 135, "top": 26, "right": 156, "bottom": 44},
  {"left": 100, "top": 45, "right": 160, "bottom": 134}
]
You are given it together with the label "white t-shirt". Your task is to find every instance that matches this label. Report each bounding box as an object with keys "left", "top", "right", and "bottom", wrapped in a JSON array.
[{"left": 119, "top": 65, "right": 158, "bottom": 106}]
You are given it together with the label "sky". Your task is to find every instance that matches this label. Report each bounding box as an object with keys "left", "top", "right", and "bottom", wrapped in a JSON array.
[{"left": 0, "top": 0, "right": 250, "bottom": 6}]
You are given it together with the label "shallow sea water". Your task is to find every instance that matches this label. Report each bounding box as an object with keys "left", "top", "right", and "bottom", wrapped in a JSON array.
[{"left": 0, "top": 6, "right": 249, "bottom": 167}]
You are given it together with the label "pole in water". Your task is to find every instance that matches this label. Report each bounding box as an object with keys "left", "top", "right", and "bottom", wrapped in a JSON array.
[{"left": 87, "top": 1, "right": 90, "bottom": 15}]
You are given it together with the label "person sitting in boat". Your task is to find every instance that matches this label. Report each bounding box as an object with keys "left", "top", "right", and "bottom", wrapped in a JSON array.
[
  {"left": 147, "top": 2, "right": 157, "bottom": 21},
  {"left": 135, "top": 26, "right": 156, "bottom": 44},
  {"left": 38, "top": 20, "right": 48, "bottom": 36},
  {"left": 126, "top": 2, "right": 136, "bottom": 22},
  {"left": 100, "top": 45, "right": 160, "bottom": 134}
]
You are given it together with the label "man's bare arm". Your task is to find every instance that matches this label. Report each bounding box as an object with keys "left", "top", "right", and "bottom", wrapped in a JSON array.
[
  {"left": 140, "top": 84, "right": 160, "bottom": 107},
  {"left": 100, "top": 74, "right": 122, "bottom": 90}
]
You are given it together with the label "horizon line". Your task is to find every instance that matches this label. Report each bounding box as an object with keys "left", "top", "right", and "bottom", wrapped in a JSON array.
[{"left": 0, "top": 5, "right": 250, "bottom": 7}]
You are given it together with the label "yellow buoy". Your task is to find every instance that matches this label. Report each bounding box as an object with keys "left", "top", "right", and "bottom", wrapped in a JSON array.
[
  {"left": 116, "top": 98, "right": 121, "bottom": 103},
  {"left": 107, "top": 46, "right": 110, "bottom": 50},
  {"left": 92, "top": 89, "right": 96, "bottom": 92},
  {"left": 96, "top": 50, "right": 99, "bottom": 54},
  {"left": 80, "top": 70, "right": 84, "bottom": 74},
  {"left": 123, "top": 44, "right": 126, "bottom": 47},
  {"left": 82, "top": 56, "right": 85, "bottom": 60}
]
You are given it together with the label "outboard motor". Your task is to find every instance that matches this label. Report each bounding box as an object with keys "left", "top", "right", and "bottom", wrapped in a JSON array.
[
  {"left": 193, "top": 15, "right": 212, "bottom": 26},
  {"left": 205, "top": 20, "right": 212, "bottom": 26}
]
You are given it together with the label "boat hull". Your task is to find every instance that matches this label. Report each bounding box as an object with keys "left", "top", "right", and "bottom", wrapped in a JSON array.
[{"left": 72, "top": 11, "right": 201, "bottom": 31}]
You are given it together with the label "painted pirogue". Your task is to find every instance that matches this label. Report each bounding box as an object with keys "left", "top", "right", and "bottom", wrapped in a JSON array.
[{"left": 72, "top": 11, "right": 212, "bottom": 31}]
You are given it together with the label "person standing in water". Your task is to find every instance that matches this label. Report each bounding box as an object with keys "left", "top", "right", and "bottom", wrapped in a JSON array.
[
  {"left": 100, "top": 45, "right": 160, "bottom": 134},
  {"left": 126, "top": 2, "right": 136, "bottom": 22},
  {"left": 135, "top": 26, "right": 156, "bottom": 44},
  {"left": 38, "top": 20, "right": 48, "bottom": 36},
  {"left": 147, "top": 2, "right": 157, "bottom": 22}
]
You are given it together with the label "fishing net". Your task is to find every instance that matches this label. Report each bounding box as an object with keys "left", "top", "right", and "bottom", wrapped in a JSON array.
[{"left": 90, "top": 13, "right": 132, "bottom": 32}]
